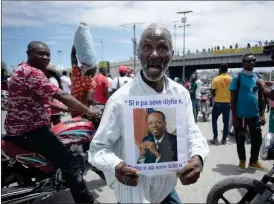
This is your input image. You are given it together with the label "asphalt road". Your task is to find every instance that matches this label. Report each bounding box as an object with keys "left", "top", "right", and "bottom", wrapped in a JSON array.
[{"left": 1, "top": 111, "right": 273, "bottom": 203}]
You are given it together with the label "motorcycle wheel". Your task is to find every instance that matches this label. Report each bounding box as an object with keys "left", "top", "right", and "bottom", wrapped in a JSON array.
[
  {"left": 206, "top": 177, "right": 257, "bottom": 204},
  {"left": 202, "top": 112, "right": 207, "bottom": 122}
]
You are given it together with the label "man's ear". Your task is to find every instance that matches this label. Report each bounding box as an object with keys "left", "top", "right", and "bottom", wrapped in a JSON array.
[{"left": 26, "top": 50, "right": 29, "bottom": 56}]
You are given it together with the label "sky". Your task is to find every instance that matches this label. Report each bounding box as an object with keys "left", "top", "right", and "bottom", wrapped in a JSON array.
[{"left": 2, "top": 1, "right": 274, "bottom": 71}]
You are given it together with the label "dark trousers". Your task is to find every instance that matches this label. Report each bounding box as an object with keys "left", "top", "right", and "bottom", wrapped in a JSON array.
[
  {"left": 235, "top": 117, "right": 262, "bottom": 163},
  {"left": 212, "top": 102, "right": 230, "bottom": 139},
  {"left": 11, "top": 126, "right": 94, "bottom": 204},
  {"left": 117, "top": 189, "right": 181, "bottom": 204},
  {"left": 191, "top": 99, "right": 199, "bottom": 123}
]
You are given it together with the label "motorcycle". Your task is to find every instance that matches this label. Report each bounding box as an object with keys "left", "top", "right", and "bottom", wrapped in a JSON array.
[
  {"left": 1, "top": 90, "right": 9, "bottom": 111},
  {"left": 200, "top": 92, "right": 211, "bottom": 122},
  {"left": 1, "top": 105, "right": 105, "bottom": 204}
]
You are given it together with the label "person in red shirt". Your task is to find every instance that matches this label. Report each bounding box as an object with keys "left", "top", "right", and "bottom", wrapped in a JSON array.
[
  {"left": 70, "top": 45, "right": 97, "bottom": 117},
  {"left": 5, "top": 41, "right": 99, "bottom": 204},
  {"left": 93, "top": 67, "right": 109, "bottom": 104}
]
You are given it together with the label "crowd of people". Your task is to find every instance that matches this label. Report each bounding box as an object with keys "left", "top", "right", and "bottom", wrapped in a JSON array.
[
  {"left": 177, "top": 52, "right": 274, "bottom": 173},
  {"left": 2, "top": 22, "right": 274, "bottom": 203},
  {"left": 175, "top": 40, "right": 274, "bottom": 56}
]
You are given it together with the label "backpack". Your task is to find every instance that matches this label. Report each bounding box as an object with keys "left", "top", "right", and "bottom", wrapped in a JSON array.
[{"left": 235, "top": 72, "right": 265, "bottom": 116}]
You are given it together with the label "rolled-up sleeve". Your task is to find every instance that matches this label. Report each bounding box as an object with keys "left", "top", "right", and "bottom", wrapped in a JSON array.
[
  {"left": 88, "top": 98, "right": 123, "bottom": 179},
  {"left": 185, "top": 91, "right": 209, "bottom": 163}
]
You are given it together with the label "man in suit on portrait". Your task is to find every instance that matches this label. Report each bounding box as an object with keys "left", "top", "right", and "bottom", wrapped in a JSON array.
[{"left": 138, "top": 111, "right": 178, "bottom": 164}]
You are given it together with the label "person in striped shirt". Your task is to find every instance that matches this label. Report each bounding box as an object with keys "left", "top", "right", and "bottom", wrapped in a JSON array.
[{"left": 89, "top": 23, "right": 209, "bottom": 203}]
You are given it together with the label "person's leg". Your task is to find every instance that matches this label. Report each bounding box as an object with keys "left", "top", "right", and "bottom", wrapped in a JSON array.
[
  {"left": 247, "top": 117, "right": 268, "bottom": 172},
  {"left": 211, "top": 102, "right": 221, "bottom": 144},
  {"left": 234, "top": 119, "right": 247, "bottom": 171},
  {"left": 160, "top": 189, "right": 181, "bottom": 204},
  {"left": 221, "top": 103, "right": 230, "bottom": 144},
  {"left": 195, "top": 99, "right": 200, "bottom": 121},
  {"left": 17, "top": 127, "right": 96, "bottom": 203},
  {"left": 191, "top": 99, "right": 197, "bottom": 123},
  {"left": 269, "top": 109, "right": 274, "bottom": 133}
]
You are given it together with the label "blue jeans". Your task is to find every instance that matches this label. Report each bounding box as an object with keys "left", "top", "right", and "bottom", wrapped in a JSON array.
[
  {"left": 191, "top": 99, "right": 198, "bottom": 123},
  {"left": 212, "top": 102, "right": 230, "bottom": 139},
  {"left": 117, "top": 189, "right": 181, "bottom": 204},
  {"left": 160, "top": 189, "right": 181, "bottom": 204}
]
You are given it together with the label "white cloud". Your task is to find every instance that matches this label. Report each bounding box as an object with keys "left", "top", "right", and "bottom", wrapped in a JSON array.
[
  {"left": 45, "top": 41, "right": 57, "bottom": 45},
  {"left": 2, "top": 1, "right": 274, "bottom": 53}
]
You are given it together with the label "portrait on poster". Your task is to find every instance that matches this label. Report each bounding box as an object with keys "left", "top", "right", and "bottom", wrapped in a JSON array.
[{"left": 123, "top": 95, "right": 188, "bottom": 174}]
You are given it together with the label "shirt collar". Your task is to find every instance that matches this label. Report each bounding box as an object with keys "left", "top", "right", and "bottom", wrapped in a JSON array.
[
  {"left": 154, "top": 134, "right": 165, "bottom": 144},
  {"left": 135, "top": 70, "right": 174, "bottom": 94}
]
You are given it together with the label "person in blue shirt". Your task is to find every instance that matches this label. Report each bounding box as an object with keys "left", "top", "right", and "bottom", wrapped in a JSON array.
[{"left": 229, "top": 53, "right": 267, "bottom": 172}]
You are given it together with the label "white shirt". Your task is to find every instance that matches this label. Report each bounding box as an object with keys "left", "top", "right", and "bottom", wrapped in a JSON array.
[
  {"left": 107, "top": 77, "right": 113, "bottom": 92},
  {"left": 49, "top": 77, "right": 59, "bottom": 88},
  {"left": 60, "top": 75, "right": 71, "bottom": 94},
  {"left": 195, "top": 79, "right": 202, "bottom": 99},
  {"left": 111, "top": 76, "right": 133, "bottom": 90},
  {"left": 88, "top": 72, "right": 209, "bottom": 203}
]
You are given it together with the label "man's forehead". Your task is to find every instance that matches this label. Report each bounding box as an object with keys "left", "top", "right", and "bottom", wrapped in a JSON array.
[
  {"left": 141, "top": 27, "right": 170, "bottom": 42},
  {"left": 245, "top": 55, "right": 255, "bottom": 59},
  {"left": 147, "top": 112, "right": 163, "bottom": 119}
]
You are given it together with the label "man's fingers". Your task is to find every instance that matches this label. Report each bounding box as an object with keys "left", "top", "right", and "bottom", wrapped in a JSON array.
[{"left": 121, "top": 166, "right": 140, "bottom": 175}]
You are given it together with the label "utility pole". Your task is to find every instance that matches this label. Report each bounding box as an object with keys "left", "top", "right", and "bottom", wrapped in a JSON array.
[
  {"left": 120, "top": 22, "right": 145, "bottom": 73},
  {"left": 101, "top": 39, "right": 104, "bottom": 61},
  {"left": 173, "top": 21, "right": 179, "bottom": 54},
  {"left": 57, "top": 50, "right": 62, "bottom": 71},
  {"left": 177, "top": 10, "right": 193, "bottom": 81}
]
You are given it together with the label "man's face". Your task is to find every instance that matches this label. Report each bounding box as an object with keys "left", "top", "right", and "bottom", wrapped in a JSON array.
[
  {"left": 139, "top": 28, "right": 172, "bottom": 81},
  {"left": 191, "top": 74, "right": 197, "bottom": 81},
  {"left": 28, "top": 44, "right": 50, "bottom": 70},
  {"left": 147, "top": 112, "right": 166, "bottom": 137},
  {"left": 242, "top": 55, "right": 256, "bottom": 70}
]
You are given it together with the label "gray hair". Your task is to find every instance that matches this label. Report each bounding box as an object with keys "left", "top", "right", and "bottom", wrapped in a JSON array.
[{"left": 138, "top": 23, "right": 173, "bottom": 51}]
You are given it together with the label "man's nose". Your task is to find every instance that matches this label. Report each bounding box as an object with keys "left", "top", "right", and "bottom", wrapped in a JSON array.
[{"left": 150, "top": 49, "right": 159, "bottom": 58}]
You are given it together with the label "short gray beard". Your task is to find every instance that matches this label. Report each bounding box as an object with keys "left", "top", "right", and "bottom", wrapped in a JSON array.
[{"left": 142, "top": 63, "right": 168, "bottom": 82}]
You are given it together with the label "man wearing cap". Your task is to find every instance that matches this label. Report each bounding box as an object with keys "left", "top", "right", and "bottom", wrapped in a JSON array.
[
  {"left": 71, "top": 46, "right": 97, "bottom": 117},
  {"left": 111, "top": 65, "right": 133, "bottom": 93}
]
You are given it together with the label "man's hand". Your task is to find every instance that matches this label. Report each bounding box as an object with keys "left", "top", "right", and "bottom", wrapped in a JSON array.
[
  {"left": 141, "top": 141, "right": 160, "bottom": 159},
  {"left": 232, "top": 116, "right": 240, "bottom": 128},
  {"left": 260, "top": 115, "right": 266, "bottom": 126},
  {"left": 115, "top": 162, "right": 140, "bottom": 186},
  {"left": 177, "top": 155, "right": 202, "bottom": 185}
]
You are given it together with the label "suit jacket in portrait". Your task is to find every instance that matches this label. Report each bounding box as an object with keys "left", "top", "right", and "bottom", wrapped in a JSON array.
[{"left": 137, "top": 132, "right": 178, "bottom": 164}]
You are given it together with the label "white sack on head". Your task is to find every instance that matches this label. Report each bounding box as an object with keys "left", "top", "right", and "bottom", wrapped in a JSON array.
[{"left": 74, "top": 23, "right": 97, "bottom": 71}]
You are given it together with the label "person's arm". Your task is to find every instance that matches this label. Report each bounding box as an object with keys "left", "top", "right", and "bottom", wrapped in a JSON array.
[
  {"left": 28, "top": 70, "right": 96, "bottom": 117},
  {"left": 229, "top": 76, "right": 239, "bottom": 127},
  {"left": 71, "top": 45, "right": 78, "bottom": 68},
  {"left": 49, "top": 101, "right": 69, "bottom": 112},
  {"left": 54, "top": 92, "right": 96, "bottom": 115},
  {"left": 88, "top": 98, "right": 124, "bottom": 176},
  {"left": 211, "top": 78, "right": 216, "bottom": 98},
  {"left": 258, "top": 80, "right": 274, "bottom": 100},
  {"left": 103, "top": 77, "right": 110, "bottom": 99}
]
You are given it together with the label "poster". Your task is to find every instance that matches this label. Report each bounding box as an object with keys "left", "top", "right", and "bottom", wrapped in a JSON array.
[{"left": 123, "top": 95, "right": 188, "bottom": 175}]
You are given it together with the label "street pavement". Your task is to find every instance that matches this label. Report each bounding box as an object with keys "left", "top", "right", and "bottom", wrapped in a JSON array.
[{"left": 1, "top": 111, "right": 273, "bottom": 203}]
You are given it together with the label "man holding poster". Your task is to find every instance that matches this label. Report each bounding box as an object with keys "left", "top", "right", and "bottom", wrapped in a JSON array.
[{"left": 89, "top": 23, "right": 209, "bottom": 203}]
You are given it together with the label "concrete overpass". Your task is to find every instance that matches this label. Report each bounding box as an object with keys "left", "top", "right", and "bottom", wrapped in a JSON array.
[{"left": 109, "top": 50, "right": 273, "bottom": 80}]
